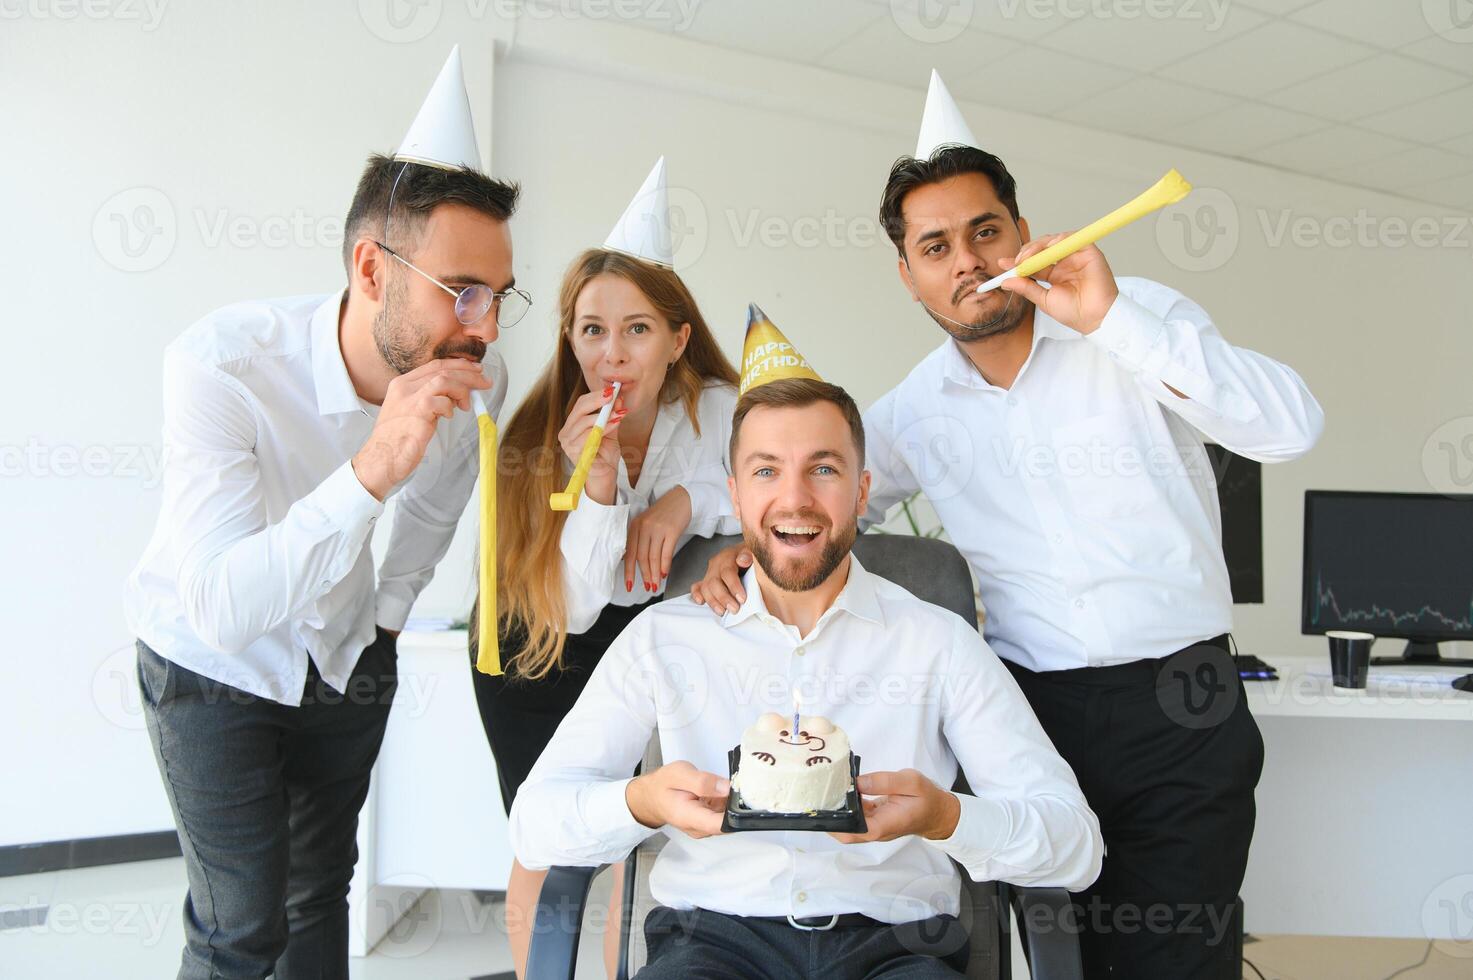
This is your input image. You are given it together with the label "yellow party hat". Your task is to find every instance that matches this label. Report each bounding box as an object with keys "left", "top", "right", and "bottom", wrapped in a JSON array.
[{"left": 738, "top": 303, "right": 822, "bottom": 397}]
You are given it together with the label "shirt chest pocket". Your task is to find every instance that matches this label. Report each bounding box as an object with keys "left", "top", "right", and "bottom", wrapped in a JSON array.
[{"left": 1047, "top": 410, "right": 1162, "bottom": 523}]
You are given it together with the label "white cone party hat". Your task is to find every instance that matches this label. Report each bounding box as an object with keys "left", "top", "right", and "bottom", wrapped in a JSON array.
[
  {"left": 395, "top": 46, "right": 482, "bottom": 171},
  {"left": 602, "top": 156, "right": 674, "bottom": 269},
  {"left": 914, "top": 69, "right": 978, "bottom": 159}
]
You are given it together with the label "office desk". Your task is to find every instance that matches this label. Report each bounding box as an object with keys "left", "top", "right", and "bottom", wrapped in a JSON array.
[
  {"left": 348, "top": 629, "right": 512, "bottom": 957},
  {"left": 1239, "top": 654, "right": 1472, "bottom": 939}
]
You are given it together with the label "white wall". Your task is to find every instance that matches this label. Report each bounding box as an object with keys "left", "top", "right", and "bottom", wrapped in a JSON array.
[{"left": 2, "top": 5, "right": 1467, "bottom": 847}]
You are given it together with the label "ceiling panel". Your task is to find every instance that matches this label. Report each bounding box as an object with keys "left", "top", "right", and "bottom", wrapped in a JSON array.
[
  {"left": 1233, "top": 0, "right": 1319, "bottom": 14},
  {"left": 1251, "top": 124, "right": 1417, "bottom": 172},
  {"left": 1039, "top": 1, "right": 1267, "bottom": 73},
  {"left": 873, "top": 0, "right": 1070, "bottom": 44},
  {"left": 1156, "top": 19, "right": 1375, "bottom": 98},
  {"left": 1052, "top": 75, "right": 1240, "bottom": 139},
  {"left": 1286, "top": 0, "right": 1436, "bottom": 49},
  {"left": 589, "top": 1, "right": 1473, "bottom": 210},
  {"left": 1441, "top": 131, "right": 1473, "bottom": 155},
  {"left": 1167, "top": 100, "right": 1328, "bottom": 156},
  {"left": 672, "top": 0, "right": 887, "bottom": 63},
  {"left": 947, "top": 45, "right": 1134, "bottom": 116},
  {"left": 1357, "top": 84, "right": 1473, "bottom": 143},
  {"left": 819, "top": 14, "right": 1022, "bottom": 88},
  {"left": 1330, "top": 144, "right": 1473, "bottom": 187},
  {"left": 1397, "top": 33, "right": 1473, "bottom": 76},
  {"left": 1405, "top": 171, "right": 1473, "bottom": 209},
  {"left": 1264, "top": 53, "right": 1468, "bottom": 121}
]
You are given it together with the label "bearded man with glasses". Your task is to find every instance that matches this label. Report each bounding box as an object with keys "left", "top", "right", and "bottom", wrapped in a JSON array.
[{"left": 124, "top": 65, "right": 525, "bottom": 975}]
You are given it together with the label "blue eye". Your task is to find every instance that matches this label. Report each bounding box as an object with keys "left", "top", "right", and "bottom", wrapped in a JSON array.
[
  {"left": 583, "top": 324, "right": 603, "bottom": 336},
  {"left": 755, "top": 467, "right": 774, "bottom": 478},
  {"left": 815, "top": 465, "right": 836, "bottom": 475}
]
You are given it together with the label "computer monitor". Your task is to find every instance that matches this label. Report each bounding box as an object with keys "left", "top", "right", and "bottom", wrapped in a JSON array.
[
  {"left": 1205, "top": 444, "right": 1263, "bottom": 605},
  {"left": 1301, "top": 490, "right": 1473, "bottom": 665}
]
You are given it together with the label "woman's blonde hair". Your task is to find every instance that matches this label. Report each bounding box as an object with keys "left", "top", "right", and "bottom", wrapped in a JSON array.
[{"left": 482, "top": 248, "right": 738, "bottom": 681}]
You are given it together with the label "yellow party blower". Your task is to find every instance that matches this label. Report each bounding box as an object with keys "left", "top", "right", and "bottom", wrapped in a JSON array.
[
  {"left": 472, "top": 390, "right": 501, "bottom": 675},
  {"left": 975, "top": 169, "right": 1193, "bottom": 295},
  {"left": 549, "top": 381, "right": 622, "bottom": 511}
]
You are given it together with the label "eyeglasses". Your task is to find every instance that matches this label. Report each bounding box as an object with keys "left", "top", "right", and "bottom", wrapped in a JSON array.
[{"left": 374, "top": 241, "right": 532, "bottom": 329}]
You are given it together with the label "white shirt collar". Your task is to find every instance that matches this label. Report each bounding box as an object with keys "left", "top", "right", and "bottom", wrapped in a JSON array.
[
  {"left": 721, "top": 552, "right": 885, "bottom": 632},
  {"left": 940, "top": 306, "right": 1081, "bottom": 391},
  {"left": 310, "top": 288, "right": 361, "bottom": 416}
]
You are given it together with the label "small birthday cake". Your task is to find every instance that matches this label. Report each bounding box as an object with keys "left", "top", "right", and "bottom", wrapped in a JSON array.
[{"left": 731, "top": 712, "right": 852, "bottom": 813}]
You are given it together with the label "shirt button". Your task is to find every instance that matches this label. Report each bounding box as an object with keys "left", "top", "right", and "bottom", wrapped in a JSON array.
[
  {"left": 1051, "top": 533, "right": 1063, "bottom": 544},
  {"left": 1074, "top": 598, "right": 1085, "bottom": 609},
  {"left": 795, "top": 647, "right": 805, "bottom": 657},
  {"left": 797, "top": 891, "right": 808, "bottom": 902},
  {"left": 1006, "top": 395, "right": 1018, "bottom": 407}
]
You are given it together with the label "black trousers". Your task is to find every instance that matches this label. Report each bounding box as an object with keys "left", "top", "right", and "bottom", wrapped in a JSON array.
[
  {"left": 469, "top": 599, "right": 655, "bottom": 815},
  {"left": 1006, "top": 637, "right": 1262, "bottom": 980},
  {"left": 637, "top": 906, "right": 970, "bottom": 979},
  {"left": 137, "top": 630, "right": 398, "bottom": 980}
]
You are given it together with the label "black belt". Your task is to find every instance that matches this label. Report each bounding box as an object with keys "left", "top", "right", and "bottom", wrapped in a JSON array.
[
  {"left": 750, "top": 912, "right": 886, "bottom": 931},
  {"left": 1009, "top": 633, "right": 1232, "bottom": 687}
]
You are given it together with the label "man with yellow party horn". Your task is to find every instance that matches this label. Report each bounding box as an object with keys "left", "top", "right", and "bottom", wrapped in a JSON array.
[
  {"left": 692, "top": 71, "right": 1325, "bottom": 979},
  {"left": 124, "top": 47, "right": 520, "bottom": 980},
  {"left": 511, "top": 304, "right": 1101, "bottom": 980}
]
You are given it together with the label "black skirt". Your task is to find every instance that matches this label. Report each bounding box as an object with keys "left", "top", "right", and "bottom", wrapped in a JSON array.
[{"left": 469, "top": 598, "right": 657, "bottom": 816}]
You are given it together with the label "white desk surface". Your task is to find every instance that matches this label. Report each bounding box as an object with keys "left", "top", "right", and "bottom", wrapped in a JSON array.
[
  {"left": 1242, "top": 653, "right": 1473, "bottom": 722},
  {"left": 402, "top": 630, "right": 1473, "bottom": 723}
]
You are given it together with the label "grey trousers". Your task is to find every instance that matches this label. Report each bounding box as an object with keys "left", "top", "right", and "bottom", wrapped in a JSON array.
[
  {"left": 137, "top": 630, "right": 397, "bottom": 980},
  {"left": 636, "top": 905, "right": 970, "bottom": 979}
]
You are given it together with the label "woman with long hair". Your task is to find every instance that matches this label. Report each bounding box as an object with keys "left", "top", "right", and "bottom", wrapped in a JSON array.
[{"left": 470, "top": 163, "right": 740, "bottom": 978}]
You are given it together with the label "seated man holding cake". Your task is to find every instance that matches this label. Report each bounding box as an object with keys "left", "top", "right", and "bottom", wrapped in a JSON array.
[{"left": 508, "top": 307, "right": 1103, "bottom": 979}]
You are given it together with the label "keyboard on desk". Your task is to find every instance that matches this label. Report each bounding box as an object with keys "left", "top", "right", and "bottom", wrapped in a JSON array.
[{"left": 1234, "top": 654, "right": 1278, "bottom": 681}]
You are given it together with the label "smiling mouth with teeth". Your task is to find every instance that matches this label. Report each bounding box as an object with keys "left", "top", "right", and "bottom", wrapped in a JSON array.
[{"left": 771, "top": 523, "right": 824, "bottom": 545}]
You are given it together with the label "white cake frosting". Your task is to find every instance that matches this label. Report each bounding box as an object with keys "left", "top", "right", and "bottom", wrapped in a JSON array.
[{"left": 731, "top": 711, "right": 851, "bottom": 813}]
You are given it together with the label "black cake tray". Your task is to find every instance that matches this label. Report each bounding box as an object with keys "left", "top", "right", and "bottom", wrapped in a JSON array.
[{"left": 721, "top": 745, "right": 867, "bottom": 833}]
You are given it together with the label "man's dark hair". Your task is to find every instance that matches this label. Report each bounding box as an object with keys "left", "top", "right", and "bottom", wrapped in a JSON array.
[
  {"left": 730, "top": 378, "right": 866, "bottom": 471},
  {"left": 341, "top": 153, "right": 521, "bottom": 270},
  {"left": 879, "top": 145, "right": 1020, "bottom": 259}
]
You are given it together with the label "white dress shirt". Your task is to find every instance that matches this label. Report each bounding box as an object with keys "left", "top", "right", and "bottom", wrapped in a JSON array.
[
  {"left": 124, "top": 290, "right": 508, "bottom": 705},
  {"left": 509, "top": 555, "right": 1103, "bottom": 922},
  {"left": 559, "top": 380, "right": 741, "bottom": 633},
  {"left": 861, "top": 276, "right": 1324, "bottom": 672}
]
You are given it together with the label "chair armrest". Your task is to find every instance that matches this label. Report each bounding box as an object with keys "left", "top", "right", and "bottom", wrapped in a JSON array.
[
  {"left": 1002, "top": 884, "right": 1084, "bottom": 980},
  {"left": 526, "top": 864, "right": 606, "bottom": 980}
]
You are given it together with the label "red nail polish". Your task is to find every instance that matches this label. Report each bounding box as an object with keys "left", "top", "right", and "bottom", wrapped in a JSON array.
[
  {"left": 626, "top": 579, "right": 632, "bottom": 592},
  {"left": 603, "top": 384, "right": 613, "bottom": 397}
]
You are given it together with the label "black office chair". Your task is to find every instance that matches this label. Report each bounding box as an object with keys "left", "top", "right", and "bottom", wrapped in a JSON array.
[{"left": 526, "top": 534, "right": 1085, "bottom": 979}]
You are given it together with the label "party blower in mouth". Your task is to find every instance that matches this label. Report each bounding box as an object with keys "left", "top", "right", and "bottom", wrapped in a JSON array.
[
  {"left": 975, "top": 169, "right": 1193, "bottom": 296},
  {"left": 549, "top": 381, "right": 622, "bottom": 511}
]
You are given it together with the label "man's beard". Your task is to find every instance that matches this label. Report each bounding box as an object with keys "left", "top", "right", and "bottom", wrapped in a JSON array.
[
  {"left": 926, "top": 278, "right": 1030, "bottom": 343},
  {"left": 373, "top": 273, "right": 487, "bottom": 374},
  {"left": 745, "top": 510, "right": 858, "bottom": 593}
]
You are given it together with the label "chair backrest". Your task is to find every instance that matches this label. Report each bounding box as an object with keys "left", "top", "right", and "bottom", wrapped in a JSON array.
[
  {"left": 620, "top": 534, "right": 1000, "bottom": 980},
  {"left": 665, "top": 533, "right": 979, "bottom": 629}
]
